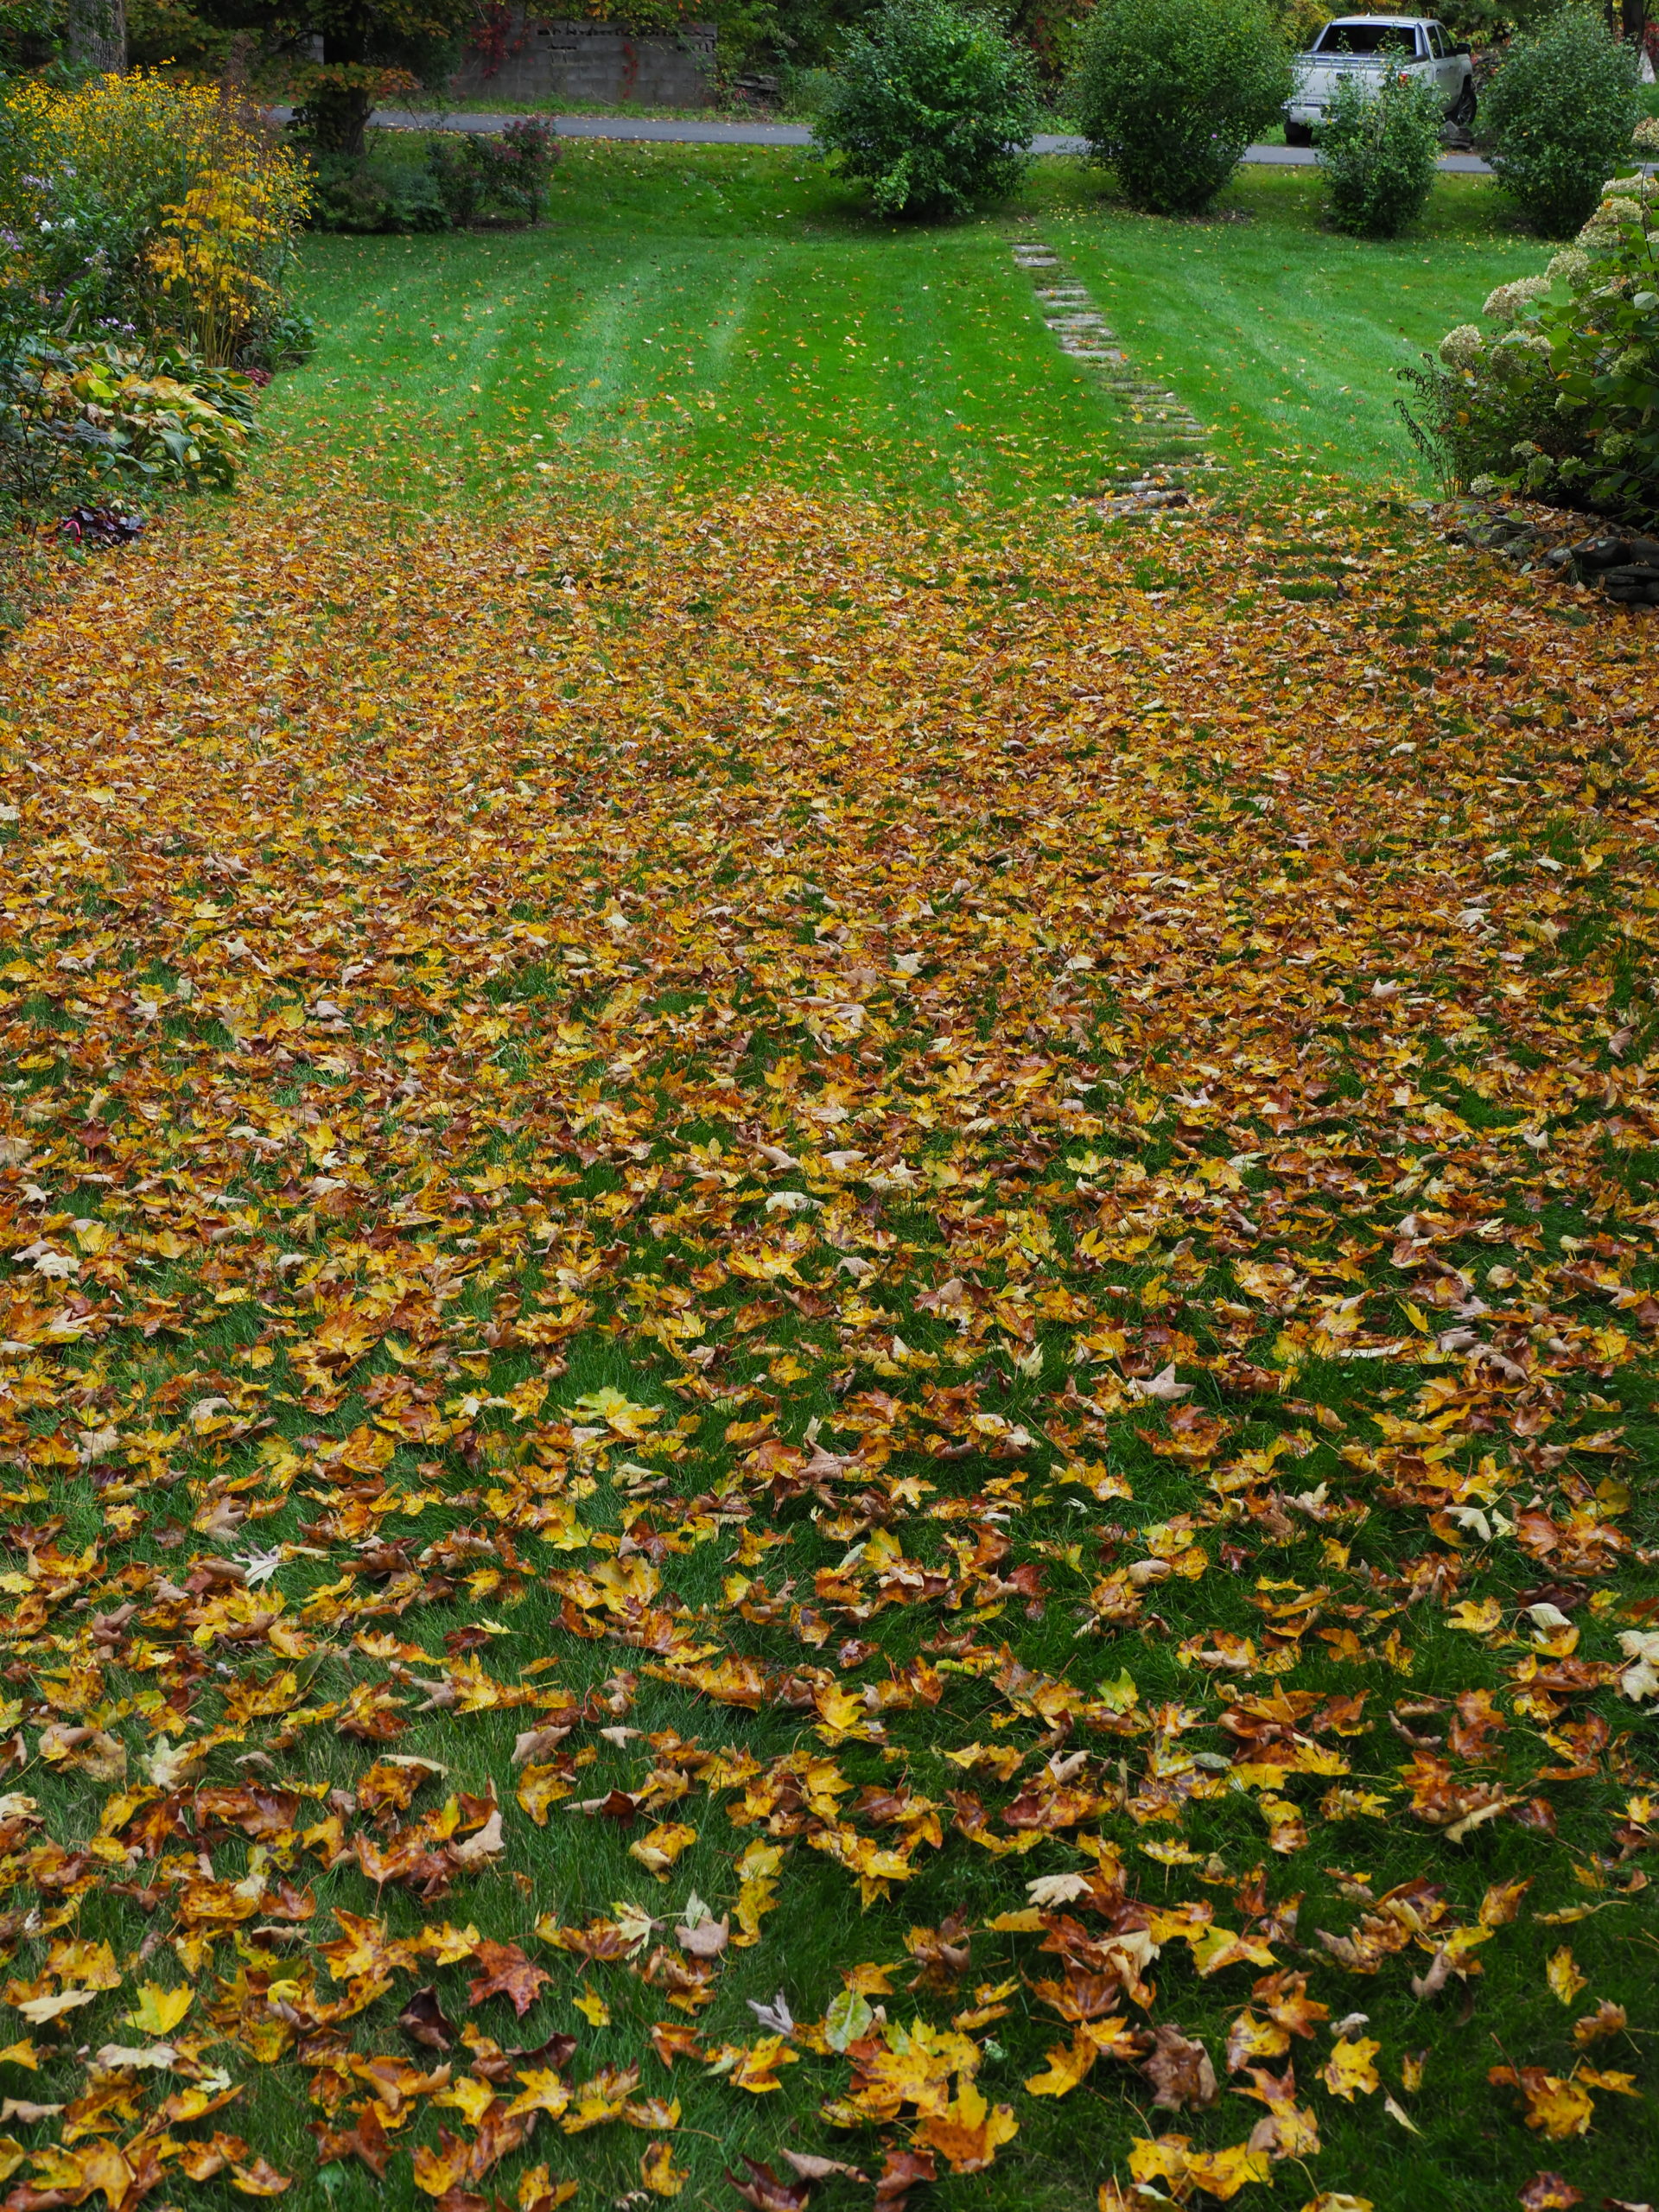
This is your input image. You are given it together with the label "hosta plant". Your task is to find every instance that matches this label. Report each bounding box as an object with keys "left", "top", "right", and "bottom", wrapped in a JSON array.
[{"left": 0, "top": 334, "right": 257, "bottom": 511}]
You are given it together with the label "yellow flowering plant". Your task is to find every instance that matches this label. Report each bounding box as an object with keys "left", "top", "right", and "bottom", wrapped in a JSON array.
[{"left": 0, "top": 71, "right": 311, "bottom": 365}]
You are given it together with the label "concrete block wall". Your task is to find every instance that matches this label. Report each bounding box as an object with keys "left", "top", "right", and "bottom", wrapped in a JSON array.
[{"left": 449, "top": 11, "right": 718, "bottom": 105}]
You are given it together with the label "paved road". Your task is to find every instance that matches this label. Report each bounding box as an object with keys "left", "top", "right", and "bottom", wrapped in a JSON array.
[{"left": 350, "top": 107, "right": 1497, "bottom": 174}]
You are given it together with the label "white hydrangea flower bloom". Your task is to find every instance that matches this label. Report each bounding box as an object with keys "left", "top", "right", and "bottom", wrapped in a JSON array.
[
  {"left": 1545, "top": 246, "right": 1591, "bottom": 287},
  {"left": 1482, "top": 276, "right": 1549, "bottom": 324},
  {"left": 1437, "top": 322, "right": 1484, "bottom": 368}
]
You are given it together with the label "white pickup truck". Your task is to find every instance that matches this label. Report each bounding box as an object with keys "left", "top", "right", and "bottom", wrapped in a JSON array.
[{"left": 1282, "top": 16, "right": 1476, "bottom": 146}]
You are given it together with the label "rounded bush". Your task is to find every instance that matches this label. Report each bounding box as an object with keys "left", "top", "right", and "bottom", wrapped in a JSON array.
[
  {"left": 1481, "top": 6, "right": 1641, "bottom": 238},
  {"left": 1317, "top": 66, "right": 1444, "bottom": 238},
  {"left": 1071, "top": 0, "right": 1294, "bottom": 217},
  {"left": 816, "top": 0, "right": 1040, "bottom": 220}
]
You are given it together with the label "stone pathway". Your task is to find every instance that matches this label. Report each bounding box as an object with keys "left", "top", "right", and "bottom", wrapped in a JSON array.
[{"left": 1008, "top": 238, "right": 1214, "bottom": 499}]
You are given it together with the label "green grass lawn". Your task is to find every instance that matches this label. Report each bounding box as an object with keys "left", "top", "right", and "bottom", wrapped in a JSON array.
[
  {"left": 268, "top": 139, "right": 1550, "bottom": 509},
  {"left": 8, "top": 120, "right": 1657, "bottom": 2212},
  {"left": 1028, "top": 162, "right": 1550, "bottom": 486}
]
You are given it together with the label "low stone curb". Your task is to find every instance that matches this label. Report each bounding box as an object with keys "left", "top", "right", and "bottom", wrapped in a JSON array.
[
  {"left": 1442, "top": 502, "right": 1659, "bottom": 609},
  {"left": 307, "top": 108, "right": 1503, "bottom": 172}
]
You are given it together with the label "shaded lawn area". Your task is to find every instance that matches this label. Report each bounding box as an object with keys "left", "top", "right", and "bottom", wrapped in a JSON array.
[{"left": 269, "top": 141, "right": 1549, "bottom": 507}]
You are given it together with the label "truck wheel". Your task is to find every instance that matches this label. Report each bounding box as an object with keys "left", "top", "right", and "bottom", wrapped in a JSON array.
[
  {"left": 1450, "top": 81, "right": 1476, "bottom": 124},
  {"left": 1283, "top": 119, "right": 1314, "bottom": 147}
]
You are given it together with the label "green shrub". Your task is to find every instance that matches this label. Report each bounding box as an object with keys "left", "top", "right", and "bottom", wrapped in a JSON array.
[
  {"left": 1402, "top": 175, "right": 1659, "bottom": 524},
  {"left": 308, "top": 147, "right": 450, "bottom": 234},
  {"left": 1317, "top": 64, "right": 1444, "bottom": 238},
  {"left": 1480, "top": 6, "right": 1641, "bottom": 238},
  {"left": 429, "top": 119, "right": 558, "bottom": 227},
  {"left": 816, "top": 0, "right": 1040, "bottom": 219},
  {"left": 1071, "top": 0, "right": 1294, "bottom": 216},
  {"left": 307, "top": 121, "right": 556, "bottom": 236}
]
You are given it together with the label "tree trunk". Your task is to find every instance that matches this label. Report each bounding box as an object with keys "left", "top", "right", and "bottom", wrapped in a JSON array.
[
  {"left": 1621, "top": 0, "right": 1649, "bottom": 51},
  {"left": 298, "top": 76, "right": 375, "bottom": 158},
  {"left": 64, "top": 0, "right": 127, "bottom": 72}
]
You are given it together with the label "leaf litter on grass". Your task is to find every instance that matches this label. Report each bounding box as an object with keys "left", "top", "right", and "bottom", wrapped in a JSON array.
[{"left": 0, "top": 474, "right": 1654, "bottom": 2212}]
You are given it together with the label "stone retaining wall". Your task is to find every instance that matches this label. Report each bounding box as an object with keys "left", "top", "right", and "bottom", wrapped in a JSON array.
[{"left": 450, "top": 11, "right": 717, "bottom": 106}]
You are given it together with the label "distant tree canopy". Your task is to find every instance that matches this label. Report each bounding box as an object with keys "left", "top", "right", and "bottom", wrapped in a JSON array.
[{"left": 3, "top": 0, "right": 1646, "bottom": 98}]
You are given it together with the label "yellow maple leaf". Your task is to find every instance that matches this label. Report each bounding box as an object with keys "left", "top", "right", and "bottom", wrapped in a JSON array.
[
  {"left": 628, "top": 1821, "right": 697, "bottom": 1878},
  {"left": 518, "top": 1761, "right": 576, "bottom": 1826},
  {"left": 435, "top": 2073, "right": 496, "bottom": 2126},
  {"left": 124, "top": 1982, "right": 194, "bottom": 2037},
  {"left": 1024, "top": 2026, "right": 1101, "bottom": 2099},
  {"left": 1446, "top": 1597, "right": 1503, "bottom": 1636},
  {"left": 567, "top": 1388, "right": 662, "bottom": 1438},
  {"left": 1490, "top": 2066, "right": 1596, "bottom": 2141},
  {"left": 727, "top": 2036, "right": 798, "bottom": 2093},
  {"left": 1321, "top": 2036, "right": 1381, "bottom": 2101},
  {"left": 1130, "top": 2136, "right": 1270, "bottom": 2202},
  {"left": 518, "top": 2168, "right": 578, "bottom": 2212},
  {"left": 505, "top": 2069, "right": 574, "bottom": 2121},
  {"left": 1546, "top": 1945, "right": 1588, "bottom": 2006},
  {"left": 639, "top": 2142, "right": 686, "bottom": 2197},
  {"left": 913, "top": 2075, "right": 1019, "bottom": 2174}
]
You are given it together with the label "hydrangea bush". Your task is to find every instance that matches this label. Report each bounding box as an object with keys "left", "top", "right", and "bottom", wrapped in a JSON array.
[
  {"left": 1402, "top": 171, "right": 1659, "bottom": 524},
  {"left": 1478, "top": 5, "right": 1642, "bottom": 238}
]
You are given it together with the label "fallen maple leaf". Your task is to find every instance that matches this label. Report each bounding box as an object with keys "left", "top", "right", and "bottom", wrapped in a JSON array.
[
  {"left": 912, "top": 2077, "right": 1019, "bottom": 2173},
  {"left": 640, "top": 2141, "right": 686, "bottom": 2197},
  {"left": 1489, "top": 2066, "right": 1596, "bottom": 2141},
  {"left": 1517, "top": 2177, "right": 1582, "bottom": 2211},
  {"left": 1320, "top": 2035, "right": 1382, "bottom": 2101},
  {"left": 781, "top": 2152, "right": 869, "bottom": 2183},
  {"left": 312, "top": 2105, "right": 392, "bottom": 2179},
  {"left": 468, "top": 1940, "right": 552, "bottom": 2019},
  {"left": 727, "top": 2157, "right": 810, "bottom": 2212},
  {"left": 1571, "top": 1999, "right": 1627, "bottom": 2048},
  {"left": 399, "top": 1986, "right": 458, "bottom": 2051},
  {"left": 676, "top": 1914, "right": 729, "bottom": 1958},
  {"left": 1141, "top": 2024, "right": 1218, "bottom": 2111},
  {"left": 1129, "top": 2134, "right": 1271, "bottom": 2202},
  {"left": 1545, "top": 1946, "right": 1588, "bottom": 2007}
]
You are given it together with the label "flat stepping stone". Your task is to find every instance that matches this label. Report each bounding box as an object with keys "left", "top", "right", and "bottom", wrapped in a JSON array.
[{"left": 1007, "top": 235, "right": 1215, "bottom": 475}]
